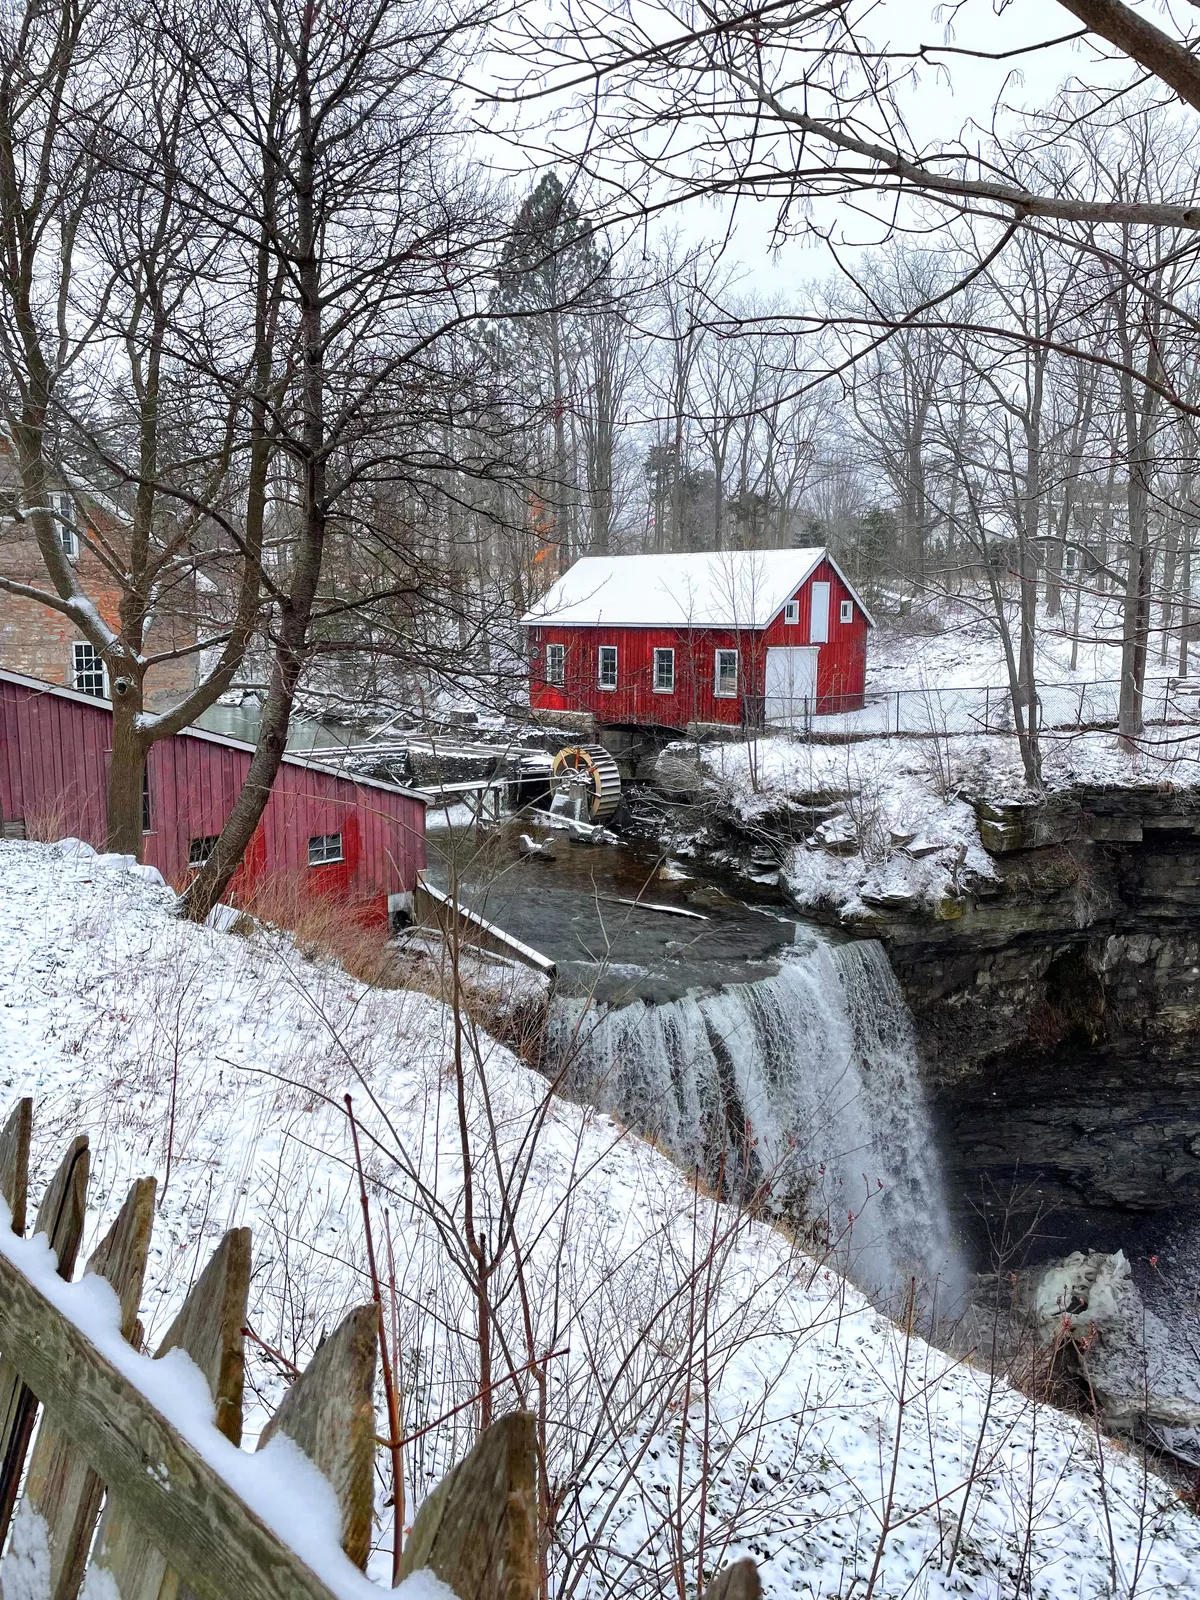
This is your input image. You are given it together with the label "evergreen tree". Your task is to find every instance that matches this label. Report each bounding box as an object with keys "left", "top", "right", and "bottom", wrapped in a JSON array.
[{"left": 490, "top": 174, "right": 612, "bottom": 568}]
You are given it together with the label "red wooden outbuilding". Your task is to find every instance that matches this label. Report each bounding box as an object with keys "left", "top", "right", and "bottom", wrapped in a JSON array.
[
  {"left": 0, "top": 668, "right": 426, "bottom": 926},
  {"left": 522, "top": 548, "right": 874, "bottom": 730}
]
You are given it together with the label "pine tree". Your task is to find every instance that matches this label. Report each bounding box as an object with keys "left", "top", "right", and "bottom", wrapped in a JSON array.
[{"left": 490, "top": 174, "right": 611, "bottom": 568}]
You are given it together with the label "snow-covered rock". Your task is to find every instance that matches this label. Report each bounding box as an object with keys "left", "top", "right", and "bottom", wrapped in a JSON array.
[{"left": 1033, "top": 1251, "right": 1200, "bottom": 1457}]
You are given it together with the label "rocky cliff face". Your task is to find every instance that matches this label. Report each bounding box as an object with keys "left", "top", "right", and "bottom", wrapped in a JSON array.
[
  {"left": 844, "top": 784, "right": 1200, "bottom": 1237},
  {"left": 863, "top": 785, "right": 1200, "bottom": 1087}
]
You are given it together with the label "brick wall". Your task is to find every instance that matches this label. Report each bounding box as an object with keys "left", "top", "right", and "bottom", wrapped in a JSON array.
[{"left": 0, "top": 514, "right": 198, "bottom": 710}]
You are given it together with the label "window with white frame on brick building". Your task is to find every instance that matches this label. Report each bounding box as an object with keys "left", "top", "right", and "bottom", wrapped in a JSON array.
[
  {"left": 52, "top": 493, "right": 77, "bottom": 559},
  {"left": 71, "top": 641, "right": 106, "bottom": 697}
]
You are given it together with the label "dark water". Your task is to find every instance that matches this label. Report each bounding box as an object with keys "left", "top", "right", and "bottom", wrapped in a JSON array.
[{"left": 423, "top": 814, "right": 802, "bottom": 1003}]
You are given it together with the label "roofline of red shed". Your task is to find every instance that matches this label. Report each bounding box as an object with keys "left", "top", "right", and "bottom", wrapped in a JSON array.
[
  {"left": 0, "top": 667, "right": 430, "bottom": 807},
  {"left": 517, "top": 547, "right": 877, "bottom": 630}
]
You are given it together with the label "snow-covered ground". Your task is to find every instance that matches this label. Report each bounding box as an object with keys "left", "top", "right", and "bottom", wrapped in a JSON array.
[
  {"left": 799, "top": 593, "right": 1198, "bottom": 738},
  {"left": 2, "top": 840, "right": 1200, "bottom": 1596},
  {"left": 867, "top": 593, "right": 1136, "bottom": 693},
  {"left": 691, "top": 586, "right": 1200, "bottom": 924},
  {"left": 696, "top": 726, "right": 1200, "bottom": 921}
]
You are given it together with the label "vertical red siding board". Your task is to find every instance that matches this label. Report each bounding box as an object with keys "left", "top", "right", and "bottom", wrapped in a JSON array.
[
  {"left": 4, "top": 675, "right": 424, "bottom": 904},
  {"left": 162, "top": 741, "right": 182, "bottom": 882},
  {"left": 14, "top": 693, "right": 38, "bottom": 820},
  {"left": 0, "top": 688, "right": 16, "bottom": 819}
]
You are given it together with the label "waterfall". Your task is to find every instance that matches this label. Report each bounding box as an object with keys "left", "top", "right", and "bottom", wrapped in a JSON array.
[{"left": 548, "top": 937, "right": 965, "bottom": 1308}]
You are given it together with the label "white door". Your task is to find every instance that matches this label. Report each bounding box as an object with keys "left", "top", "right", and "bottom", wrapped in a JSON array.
[
  {"left": 808, "top": 581, "right": 830, "bottom": 643},
  {"left": 764, "top": 647, "right": 818, "bottom": 725}
]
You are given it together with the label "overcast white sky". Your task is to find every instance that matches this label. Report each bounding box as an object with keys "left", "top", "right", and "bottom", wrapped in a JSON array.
[{"left": 471, "top": 0, "right": 1140, "bottom": 294}]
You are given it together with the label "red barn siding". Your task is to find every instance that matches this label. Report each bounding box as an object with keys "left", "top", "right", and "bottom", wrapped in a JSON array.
[
  {"left": 528, "top": 556, "right": 868, "bottom": 728},
  {"left": 0, "top": 672, "right": 425, "bottom": 923}
]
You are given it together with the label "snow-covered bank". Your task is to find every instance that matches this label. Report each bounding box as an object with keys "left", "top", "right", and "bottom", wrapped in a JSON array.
[
  {"left": 692, "top": 730, "right": 1200, "bottom": 924},
  {"left": 1, "top": 840, "right": 1198, "bottom": 1596}
]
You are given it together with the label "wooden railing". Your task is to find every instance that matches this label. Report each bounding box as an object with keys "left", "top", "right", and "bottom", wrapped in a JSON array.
[
  {"left": 0, "top": 1098, "right": 536, "bottom": 1600},
  {"left": 0, "top": 1099, "right": 760, "bottom": 1600}
]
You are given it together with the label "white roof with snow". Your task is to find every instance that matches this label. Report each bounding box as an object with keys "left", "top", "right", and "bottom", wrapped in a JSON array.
[{"left": 520, "top": 549, "right": 873, "bottom": 630}]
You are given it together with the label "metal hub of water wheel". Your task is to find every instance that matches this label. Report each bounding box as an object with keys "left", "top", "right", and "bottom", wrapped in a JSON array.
[{"left": 550, "top": 744, "right": 622, "bottom": 823}]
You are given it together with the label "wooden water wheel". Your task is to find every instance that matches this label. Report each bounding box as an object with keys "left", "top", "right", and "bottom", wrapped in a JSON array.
[{"left": 550, "top": 744, "right": 622, "bottom": 823}]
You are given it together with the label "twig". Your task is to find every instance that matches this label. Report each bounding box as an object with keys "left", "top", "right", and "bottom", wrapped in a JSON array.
[
  {"left": 394, "top": 1346, "right": 570, "bottom": 1451},
  {"left": 242, "top": 1322, "right": 300, "bottom": 1379},
  {"left": 384, "top": 1208, "right": 405, "bottom": 1542}
]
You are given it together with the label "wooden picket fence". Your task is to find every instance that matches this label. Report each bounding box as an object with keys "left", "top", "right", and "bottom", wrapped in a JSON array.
[
  {"left": 0, "top": 1098, "right": 538, "bottom": 1600},
  {"left": 0, "top": 1099, "right": 761, "bottom": 1600}
]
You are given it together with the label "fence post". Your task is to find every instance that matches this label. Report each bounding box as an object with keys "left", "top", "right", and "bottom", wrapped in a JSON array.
[
  {"left": 400, "top": 1411, "right": 537, "bottom": 1600},
  {"left": 0, "top": 1134, "right": 89, "bottom": 1543}
]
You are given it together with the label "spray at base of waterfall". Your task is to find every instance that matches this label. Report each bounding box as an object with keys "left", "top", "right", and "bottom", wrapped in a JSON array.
[{"left": 547, "top": 937, "right": 967, "bottom": 1313}]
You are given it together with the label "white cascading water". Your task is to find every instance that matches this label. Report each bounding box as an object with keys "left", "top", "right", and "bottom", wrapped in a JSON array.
[{"left": 549, "top": 937, "right": 966, "bottom": 1309}]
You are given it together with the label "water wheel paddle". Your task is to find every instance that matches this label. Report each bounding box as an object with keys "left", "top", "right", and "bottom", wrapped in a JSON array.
[{"left": 550, "top": 744, "right": 622, "bottom": 823}]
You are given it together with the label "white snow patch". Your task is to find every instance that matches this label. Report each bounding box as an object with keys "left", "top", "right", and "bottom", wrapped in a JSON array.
[{"left": 0, "top": 1508, "right": 51, "bottom": 1600}]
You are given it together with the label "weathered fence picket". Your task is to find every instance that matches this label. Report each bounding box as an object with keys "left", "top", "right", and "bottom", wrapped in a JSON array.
[
  {"left": 0, "top": 1098, "right": 758, "bottom": 1600},
  {"left": 0, "top": 1098, "right": 31, "bottom": 1236},
  {"left": 0, "top": 1133, "right": 90, "bottom": 1543},
  {"left": 21, "top": 1175, "right": 156, "bottom": 1600},
  {"left": 90, "top": 1225, "right": 251, "bottom": 1600},
  {"left": 258, "top": 1303, "right": 378, "bottom": 1571},
  {"left": 400, "top": 1412, "right": 536, "bottom": 1600}
]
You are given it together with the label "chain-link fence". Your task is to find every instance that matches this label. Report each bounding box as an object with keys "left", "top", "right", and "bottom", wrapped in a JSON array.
[{"left": 767, "top": 676, "right": 1200, "bottom": 739}]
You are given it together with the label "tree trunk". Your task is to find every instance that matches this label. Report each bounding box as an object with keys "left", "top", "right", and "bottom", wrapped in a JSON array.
[
  {"left": 1180, "top": 528, "right": 1193, "bottom": 679},
  {"left": 106, "top": 682, "right": 148, "bottom": 857},
  {"left": 178, "top": 13, "right": 324, "bottom": 924}
]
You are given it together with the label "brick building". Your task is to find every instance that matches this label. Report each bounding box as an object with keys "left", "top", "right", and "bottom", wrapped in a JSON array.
[{"left": 0, "top": 444, "right": 198, "bottom": 709}]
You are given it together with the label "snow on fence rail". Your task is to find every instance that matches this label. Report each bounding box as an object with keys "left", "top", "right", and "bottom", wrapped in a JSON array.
[
  {"left": 0, "top": 1098, "right": 539, "bottom": 1600},
  {"left": 0, "top": 1098, "right": 768, "bottom": 1600},
  {"left": 779, "top": 675, "right": 1200, "bottom": 740}
]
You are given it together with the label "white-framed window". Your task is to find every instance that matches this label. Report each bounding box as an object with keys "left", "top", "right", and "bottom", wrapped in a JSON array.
[
  {"left": 188, "top": 834, "right": 219, "bottom": 868},
  {"left": 784, "top": 599, "right": 800, "bottom": 625},
  {"left": 545, "top": 642, "right": 565, "bottom": 685},
  {"left": 653, "top": 648, "right": 675, "bottom": 693},
  {"left": 839, "top": 599, "right": 854, "bottom": 624},
  {"left": 71, "top": 640, "right": 106, "bottom": 697},
  {"left": 309, "top": 831, "right": 344, "bottom": 866},
  {"left": 809, "top": 581, "right": 830, "bottom": 643},
  {"left": 714, "top": 649, "right": 738, "bottom": 698},
  {"left": 52, "top": 492, "right": 76, "bottom": 558},
  {"left": 598, "top": 645, "right": 618, "bottom": 690}
]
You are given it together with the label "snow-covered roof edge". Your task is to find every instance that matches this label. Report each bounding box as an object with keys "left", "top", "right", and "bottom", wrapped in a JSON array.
[
  {"left": 519, "top": 548, "right": 876, "bottom": 630},
  {"left": 804, "top": 551, "right": 876, "bottom": 630},
  {"left": 0, "top": 668, "right": 428, "bottom": 807}
]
